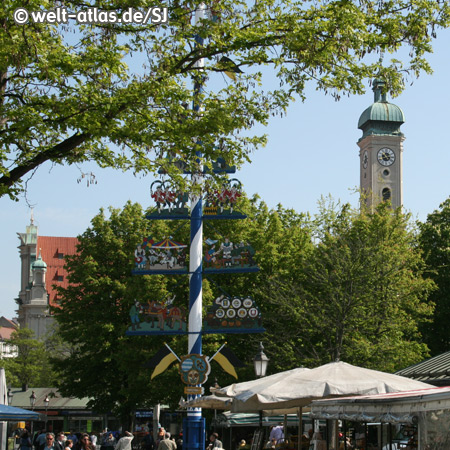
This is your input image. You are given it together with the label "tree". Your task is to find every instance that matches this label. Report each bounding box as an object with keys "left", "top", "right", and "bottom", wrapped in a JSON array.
[
  {"left": 418, "top": 197, "right": 450, "bottom": 356},
  {"left": 1, "top": 327, "right": 57, "bottom": 388},
  {"left": 51, "top": 201, "right": 184, "bottom": 429},
  {"left": 258, "top": 200, "right": 435, "bottom": 373},
  {"left": 2, "top": 0, "right": 450, "bottom": 199}
]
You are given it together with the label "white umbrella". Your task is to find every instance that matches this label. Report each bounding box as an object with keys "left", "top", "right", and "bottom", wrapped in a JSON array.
[
  {"left": 216, "top": 367, "right": 311, "bottom": 398},
  {"left": 230, "top": 361, "right": 434, "bottom": 412}
]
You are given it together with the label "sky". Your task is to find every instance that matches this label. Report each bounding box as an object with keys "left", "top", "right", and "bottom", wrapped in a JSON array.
[{"left": 2, "top": 28, "right": 450, "bottom": 320}]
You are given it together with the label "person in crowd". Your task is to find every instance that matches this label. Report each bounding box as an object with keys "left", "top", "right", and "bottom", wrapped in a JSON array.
[
  {"left": 65, "top": 440, "right": 74, "bottom": 450},
  {"left": 14, "top": 427, "right": 25, "bottom": 448},
  {"left": 67, "top": 432, "right": 78, "bottom": 446},
  {"left": 36, "top": 430, "right": 50, "bottom": 450},
  {"left": 114, "top": 432, "right": 134, "bottom": 450},
  {"left": 44, "top": 433, "right": 56, "bottom": 450},
  {"left": 143, "top": 431, "right": 155, "bottom": 450},
  {"left": 90, "top": 433, "right": 98, "bottom": 450},
  {"left": 54, "top": 432, "right": 67, "bottom": 450},
  {"left": 338, "top": 436, "right": 353, "bottom": 450},
  {"left": 19, "top": 430, "right": 32, "bottom": 450},
  {"left": 102, "top": 432, "right": 116, "bottom": 450},
  {"left": 155, "top": 428, "right": 165, "bottom": 448},
  {"left": 157, "top": 433, "right": 176, "bottom": 450},
  {"left": 269, "top": 424, "right": 284, "bottom": 445},
  {"left": 75, "top": 433, "right": 93, "bottom": 450},
  {"left": 99, "top": 430, "right": 108, "bottom": 446},
  {"left": 208, "top": 433, "right": 223, "bottom": 450}
]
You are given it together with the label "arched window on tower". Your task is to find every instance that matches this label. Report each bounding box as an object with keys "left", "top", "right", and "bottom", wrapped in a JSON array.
[{"left": 382, "top": 188, "right": 391, "bottom": 202}]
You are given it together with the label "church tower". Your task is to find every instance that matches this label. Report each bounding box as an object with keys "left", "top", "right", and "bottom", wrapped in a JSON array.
[{"left": 357, "top": 80, "right": 405, "bottom": 209}]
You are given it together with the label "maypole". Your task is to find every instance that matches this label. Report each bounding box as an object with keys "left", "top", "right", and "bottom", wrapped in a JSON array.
[
  {"left": 185, "top": 4, "right": 206, "bottom": 450},
  {"left": 129, "top": 6, "right": 263, "bottom": 450}
]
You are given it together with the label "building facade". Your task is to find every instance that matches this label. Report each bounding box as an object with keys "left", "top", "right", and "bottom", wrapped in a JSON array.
[
  {"left": 16, "top": 220, "right": 78, "bottom": 340},
  {"left": 0, "top": 317, "right": 18, "bottom": 358},
  {"left": 357, "top": 79, "right": 405, "bottom": 209}
]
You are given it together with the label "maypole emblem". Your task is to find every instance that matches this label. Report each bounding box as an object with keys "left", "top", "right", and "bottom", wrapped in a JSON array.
[{"left": 180, "top": 354, "right": 211, "bottom": 394}]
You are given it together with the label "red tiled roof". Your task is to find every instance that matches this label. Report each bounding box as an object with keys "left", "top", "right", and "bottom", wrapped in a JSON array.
[
  {"left": 0, "top": 327, "right": 16, "bottom": 340},
  {"left": 37, "top": 236, "right": 79, "bottom": 307}
]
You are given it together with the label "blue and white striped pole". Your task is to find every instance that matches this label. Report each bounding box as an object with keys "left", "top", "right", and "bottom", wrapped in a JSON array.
[{"left": 185, "top": 4, "right": 206, "bottom": 450}]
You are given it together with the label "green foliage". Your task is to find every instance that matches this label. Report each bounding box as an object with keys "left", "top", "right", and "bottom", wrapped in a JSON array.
[
  {"left": 418, "top": 197, "right": 450, "bottom": 356},
  {"left": 52, "top": 202, "right": 181, "bottom": 426},
  {"left": 52, "top": 196, "right": 436, "bottom": 418},
  {"left": 2, "top": 328, "right": 57, "bottom": 388},
  {"left": 257, "top": 199, "right": 434, "bottom": 373},
  {"left": 1, "top": 0, "right": 450, "bottom": 198}
]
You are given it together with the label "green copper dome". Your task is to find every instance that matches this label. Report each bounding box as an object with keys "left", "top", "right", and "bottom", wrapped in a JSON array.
[
  {"left": 358, "top": 80, "right": 405, "bottom": 139},
  {"left": 32, "top": 253, "right": 47, "bottom": 269}
]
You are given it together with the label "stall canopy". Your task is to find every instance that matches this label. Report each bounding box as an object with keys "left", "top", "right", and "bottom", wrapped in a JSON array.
[
  {"left": 217, "top": 361, "right": 433, "bottom": 413},
  {"left": 216, "top": 367, "right": 310, "bottom": 398},
  {"left": 0, "top": 404, "right": 43, "bottom": 421},
  {"left": 310, "top": 386, "right": 450, "bottom": 423}
]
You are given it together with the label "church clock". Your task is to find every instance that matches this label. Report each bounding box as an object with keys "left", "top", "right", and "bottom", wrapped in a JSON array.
[{"left": 377, "top": 147, "right": 395, "bottom": 166}]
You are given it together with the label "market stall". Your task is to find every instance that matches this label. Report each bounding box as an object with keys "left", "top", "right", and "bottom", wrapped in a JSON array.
[{"left": 311, "top": 386, "right": 450, "bottom": 449}]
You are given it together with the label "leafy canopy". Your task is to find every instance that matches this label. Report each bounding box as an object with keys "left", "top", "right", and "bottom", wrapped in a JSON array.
[
  {"left": 1, "top": 0, "right": 450, "bottom": 198},
  {"left": 2, "top": 327, "right": 57, "bottom": 388},
  {"left": 418, "top": 197, "right": 450, "bottom": 356},
  {"left": 257, "top": 199, "right": 435, "bottom": 373}
]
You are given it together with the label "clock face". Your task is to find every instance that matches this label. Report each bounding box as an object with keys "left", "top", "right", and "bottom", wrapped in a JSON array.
[
  {"left": 362, "top": 150, "right": 368, "bottom": 169},
  {"left": 377, "top": 148, "right": 395, "bottom": 166}
]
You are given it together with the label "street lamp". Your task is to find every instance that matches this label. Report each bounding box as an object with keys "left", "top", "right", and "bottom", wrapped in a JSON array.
[
  {"left": 253, "top": 342, "right": 269, "bottom": 378},
  {"left": 254, "top": 343, "right": 269, "bottom": 429},
  {"left": 29, "top": 391, "right": 36, "bottom": 410},
  {"left": 7, "top": 388, "right": 13, "bottom": 406},
  {"left": 44, "top": 395, "right": 50, "bottom": 430},
  {"left": 29, "top": 391, "right": 36, "bottom": 437}
]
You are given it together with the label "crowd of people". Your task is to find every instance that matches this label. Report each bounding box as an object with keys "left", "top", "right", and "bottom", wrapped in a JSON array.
[
  {"left": 14, "top": 426, "right": 223, "bottom": 450},
  {"left": 15, "top": 429, "right": 161, "bottom": 450}
]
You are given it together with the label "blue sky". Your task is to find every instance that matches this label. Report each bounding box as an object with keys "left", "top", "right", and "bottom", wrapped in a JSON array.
[{"left": 2, "top": 28, "right": 450, "bottom": 320}]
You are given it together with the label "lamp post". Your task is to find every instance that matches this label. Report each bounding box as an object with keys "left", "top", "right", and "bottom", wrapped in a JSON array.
[
  {"left": 44, "top": 395, "right": 49, "bottom": 430},
  {"left": 29, "top": 391, "right": 36, "bottom": 437},
  {"left": 7, "top": 388, "right": 13, "bottom": 406},
  {"left": 253, "top": 343, "right": 269, "bottom": 429},
  {"left": 253, "top": 342, "right": 269, "bottom": 378},
  {"left": 29, "top": 391, "right": 36, "bottom": 410}
]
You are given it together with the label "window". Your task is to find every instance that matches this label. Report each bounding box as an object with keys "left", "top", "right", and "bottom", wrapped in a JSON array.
[
  {"left": 57, "top": 253, "right": 64, "bottom": 259},
  {"left": 57, "top": 275, "right": 64, "bottom": 282},
  {"left": 382, "top": 188, "right": 391, "bottom": 201}
]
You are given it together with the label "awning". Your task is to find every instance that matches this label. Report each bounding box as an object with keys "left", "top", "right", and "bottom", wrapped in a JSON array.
[
  {"left": 311, "top": 386, "right": 450, "bottom": 423},
  {"left": 0, "top": 404, "right": 44, "bottom": 421}
]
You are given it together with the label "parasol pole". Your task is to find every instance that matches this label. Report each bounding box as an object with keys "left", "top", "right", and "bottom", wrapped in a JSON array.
[{"left": 298, "top": 407, "right": 302, "bottom": 450}]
